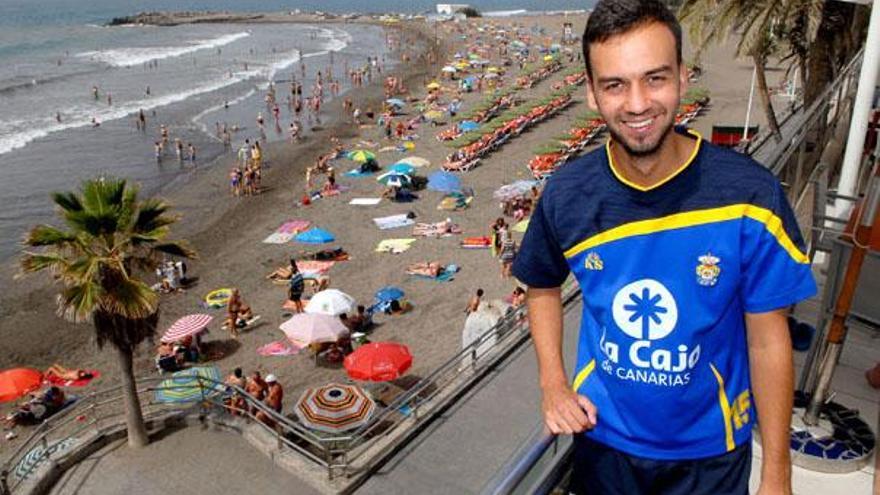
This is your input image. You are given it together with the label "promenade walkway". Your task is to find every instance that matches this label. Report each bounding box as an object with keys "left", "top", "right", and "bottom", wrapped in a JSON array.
[{"left": 48, "top": 426, "right": 317, "bottom": 495}]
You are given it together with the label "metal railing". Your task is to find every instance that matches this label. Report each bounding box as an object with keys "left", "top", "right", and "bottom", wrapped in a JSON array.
[{"left": 0, "top": 281, "right": 581, "bottom": 492}]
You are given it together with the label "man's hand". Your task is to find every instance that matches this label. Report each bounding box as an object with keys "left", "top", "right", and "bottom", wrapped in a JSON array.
[{"left": 541, "top": 383, "right": 597, "bottom": 434}]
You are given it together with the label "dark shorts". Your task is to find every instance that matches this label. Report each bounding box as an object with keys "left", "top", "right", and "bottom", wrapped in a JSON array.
[{"left": 569, "top": 435, "right": 751, "bottom": 495}]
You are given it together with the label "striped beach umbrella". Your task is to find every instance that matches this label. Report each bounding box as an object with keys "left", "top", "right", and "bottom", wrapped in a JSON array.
[
  {"left": 154, "top": 366, "right": 224, "bottom": 404},
  {"left": 347, "top": 150, "right": 376, "bottom": 163},
  {"left": 295, "top": 383, "right": 375, "bottom": 433},
  {"left": 160, "top": 314, "right": 213, "bottom": 343}
]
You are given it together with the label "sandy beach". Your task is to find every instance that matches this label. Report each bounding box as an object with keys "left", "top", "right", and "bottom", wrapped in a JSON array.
[{"left": 0, "top": 11, "right": 787, "bottom": 452}]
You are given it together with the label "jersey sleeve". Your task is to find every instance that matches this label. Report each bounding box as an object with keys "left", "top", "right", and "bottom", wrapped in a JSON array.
[
  {"left": 512, "top": 193, "right": 570, "bottom": 288},
  {"left": 740, "top": 181, "right": 817, "bottom": 313}
]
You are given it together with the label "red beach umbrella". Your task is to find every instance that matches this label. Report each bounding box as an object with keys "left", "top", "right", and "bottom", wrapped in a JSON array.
[
  {"left": 0, "top": 368, "right": 43, "bottom": 402},
  {"left": 344, "top": 342, "right": 413, "bottom": 382}
]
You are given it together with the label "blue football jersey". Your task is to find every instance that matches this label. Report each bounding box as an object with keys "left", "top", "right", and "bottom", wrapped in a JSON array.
[{"left": 512, "top": 129, "right": 816, "bottom": 460}]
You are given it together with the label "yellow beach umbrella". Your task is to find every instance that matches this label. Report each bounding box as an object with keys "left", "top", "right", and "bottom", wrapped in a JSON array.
[
  {"left": 426, "top": 82, "right": 441, "bottom": 90},
  {"left": 424, "top": 110, "right": 444, "bottom": 120},
  {"left": 347, "top": 150, "right": 376, "bottom": 163},
  {"left": 402, "top": 141, "right": 416, "bottom": 151},
  {"left": 543, "top": 55, "right": 554, "bottom": 62},
  {"left": 487, "top": 66, "right": 501, "bottom": 73}
]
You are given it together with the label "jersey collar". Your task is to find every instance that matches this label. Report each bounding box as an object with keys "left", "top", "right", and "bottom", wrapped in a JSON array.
[{"left": 606, "top": 129, "right": 703, "bottom": 192}]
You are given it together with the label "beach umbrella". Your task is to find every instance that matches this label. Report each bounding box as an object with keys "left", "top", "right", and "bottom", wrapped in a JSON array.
[
  {"left": 295, "top": 383, "right": 375, "bottom": 433},
  {"left": 493, "top": 180, "right": 538, "bottom": 201},
  {"left": 487, "top": 66, "right": 501, "bottom": 73},
  {"left": 468, "top": 53, "right": 480, "bottom": 60},
  {"left": 160, "top": 313, "right": 213, "bottom": 343},
  {"left": 375, "top": 286, "right": 405, "bottom": 303},
  {"left": 543, "top": 54, "right": 554, "bottom": 62},
  {"left": 376, "top": 171, "right": 412, "bottom": 187},
  {"left": 464, "top": 302, "right": 508, "bottom": 339},
  {"left": 428, "top": 171, "right": 462, "bottom": 193},
  {"left": 386, "top": 98, "right": 405, "bottom": 108},
  {"left": 154, "top": 366, "right": 224, "bottom": 404},
  {"left": 0, "top": 368, "right": 43, "bottom": 403},
  {"left": 281, "top": 313, "right": 349, "bottom": 345},
  {"left": 463, "top": 75, "right": 479, "bottom": 84},
  {"left": 458, "top": 120, "right": 479, "bottom": 132},
  {"left": 550, "top": 43, "right": 562, "bottom": 52},
  {"left": 426, "top": 82, "right": 441, "bottom": 90},
  {"left": 397, "top": 156, "right": 430, "bottom": 168},
  {"left": 483, "top": 73, "right": 500, "bottom": 80},
  {"left": 388, "top": 163, "right": 415, "bottom": 175},
  {"left": 441, "top": 66, "right": 457, "bottom": 73},
  {"left": 294, "top": 227, "right": 335, "bottom": 244},
  {"left": 305, "top": 289, "right": 356, "bottom": 316},
  {"left": 344, "top": 342, "right": 413, "bottom": 382},
  {"left": 347, "top": 149, "right": 376, "bottom": 163}
]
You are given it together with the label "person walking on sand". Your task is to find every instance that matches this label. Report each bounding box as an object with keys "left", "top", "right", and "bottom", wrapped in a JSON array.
[{"left": 512, "top": 2, "right": 816, "bottom": 493}]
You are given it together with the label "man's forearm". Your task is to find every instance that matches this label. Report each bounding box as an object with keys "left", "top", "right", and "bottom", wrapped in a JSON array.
[
  {"left": 746, "top": 311, "right": 794, "bottom": 489},
  {"left": 527, "top": 287, "right": 567, "bottom": 389}
]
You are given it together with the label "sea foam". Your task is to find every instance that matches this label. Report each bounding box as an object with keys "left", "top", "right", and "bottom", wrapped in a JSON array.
[{"left": 77, "top": 31, "right": 251, "bottom": 68}]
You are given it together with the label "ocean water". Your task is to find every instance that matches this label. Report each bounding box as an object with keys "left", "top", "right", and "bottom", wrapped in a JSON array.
[{"left": 0, "top": 0, "right": 591, "bottom": 262}]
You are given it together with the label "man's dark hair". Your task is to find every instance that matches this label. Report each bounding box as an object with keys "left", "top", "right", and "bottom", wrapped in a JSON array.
[
  {"left": 234, "top": 367, "right": 243, "bottom": 378},
  {"left": 582, "top": 0, "right": 682, "bottom": 79},
  {"left": 477, "top": 289, "right": 484, "bottom": 297}
]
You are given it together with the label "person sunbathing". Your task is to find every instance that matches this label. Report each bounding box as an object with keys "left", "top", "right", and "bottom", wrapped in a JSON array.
[
  {"left": 408, "top": 261, "right": 443, "bottom": 277},
  {"left": 44, "top": 364, "right": 93, "bottom": 382}
]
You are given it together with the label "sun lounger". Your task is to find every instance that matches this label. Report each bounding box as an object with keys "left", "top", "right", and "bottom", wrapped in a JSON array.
[{"left": 373, "top": 214, "right": 415, "bottom": 230}]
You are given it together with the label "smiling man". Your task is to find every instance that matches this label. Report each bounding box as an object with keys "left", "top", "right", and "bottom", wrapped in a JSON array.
[{"left": 511, "top": 1, "right": 817, "bottom": 494}]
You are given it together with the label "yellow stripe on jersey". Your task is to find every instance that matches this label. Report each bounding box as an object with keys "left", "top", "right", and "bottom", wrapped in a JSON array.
[
  {"left": 709, "top": 363, "right": 736, "bottom": 452},
  {"left": 572, "top": 359, "right": 596, "bottom": 392},
  {"left": 606, "top": 129, "right": 703, "bottom": 192},
  {"left": 563, "top": 203, "right": 810, "bottom": 264}
]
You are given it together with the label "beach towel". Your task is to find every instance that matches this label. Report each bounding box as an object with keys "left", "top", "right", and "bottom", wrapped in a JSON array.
[
  {"left": 407, "top": 263, "right": 459, "bottom": 282},
  {"left": 344, "top": 169, "right": 377, "bottom": 178},
  {"left": 413, "top": 222, "right": 463, "bottom": 237},
  {"left": 460, "top": 236, "right": 491, "bottom": 249},
  {"left": 349, "top": 198, "right": 383, "bottom": 206},
  {"left": 257, "top": 341, "right": 303, "bottom": 357},
  {"left": 44, "top": 370, "right": 101, "bottom": 388},
  {"left": 295, "top": 260, "right": 335, "bottom": 276},
  {"left": 373, "top": 214, "right": 415, "bottom": 230},
  {"left": 262, "top": 220, "right": 311, "bottom": 244},
  {"left": 376, "top": 238, "right": 417, "bottom": 254}
]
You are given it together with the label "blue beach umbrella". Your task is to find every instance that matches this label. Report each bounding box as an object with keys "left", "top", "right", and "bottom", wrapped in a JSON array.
[
  {"left": 375, "top": 286, "right": 405, "bottom": 303},
  {"left": 388, "top": 163, "right": 415, "bottom": 175},
  {"left": 458, "top": 120, "right": 479, "bottom": 132},
  {"left": 376, "top": 171, "right": 412, "bottom": 187},
  {"left": 155, "top": 366, "right": 224, "bottom": 403},
  {"left": 386, "top": 98, "right": 406, "bottom": 108},
  {"left": 427, "top": 171, "right": 462, "bottom": 193},
  {"left": 295, "top": 227, "right": 335, "bottom": 244},
  {"left": 463, "top": 75, "right": 479, "bottom": 84}
]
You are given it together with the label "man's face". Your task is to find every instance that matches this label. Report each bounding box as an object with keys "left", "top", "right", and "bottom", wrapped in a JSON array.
[{"left": 586, "top": 22, "right": 687, "bottom": 157}]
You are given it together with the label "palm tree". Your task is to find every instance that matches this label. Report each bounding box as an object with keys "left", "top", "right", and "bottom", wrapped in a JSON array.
[
  {"left": 679, "top": 0, "right": 822, "bottom": 142},
  {"left": 20, "top": 178, "right": 195, "bottom": 447}
]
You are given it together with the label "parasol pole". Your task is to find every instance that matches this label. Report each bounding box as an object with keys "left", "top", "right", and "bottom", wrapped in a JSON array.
[{"left": 803, "top": 162, "right": 880, "bottom": 425}]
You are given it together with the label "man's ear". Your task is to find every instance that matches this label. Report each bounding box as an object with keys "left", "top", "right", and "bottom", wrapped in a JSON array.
[{"left": 586, "top": 80, "right": 599, "bottom": 112}]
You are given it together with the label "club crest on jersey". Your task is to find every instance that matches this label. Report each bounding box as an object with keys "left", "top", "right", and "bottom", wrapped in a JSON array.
[
  {"left": 584, "top": 251, "right": 604, "bottom": 271},
  {"left": 696, "top": 253, "right": 721, "bottom": 286}
]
